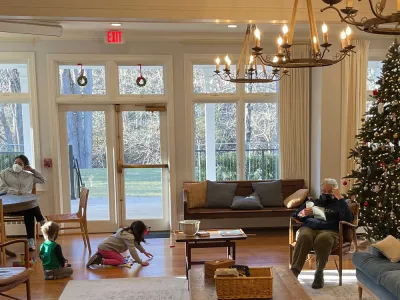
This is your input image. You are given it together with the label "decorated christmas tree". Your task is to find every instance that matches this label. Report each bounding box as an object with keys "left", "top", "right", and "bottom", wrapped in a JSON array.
[{"left": 346, "top": 39, "right": 400, "bottom": 241}]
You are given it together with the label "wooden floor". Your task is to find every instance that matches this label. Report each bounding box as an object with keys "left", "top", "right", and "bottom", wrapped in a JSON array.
[{"left": 3, "top": 229, "right": 360, "bottom": 300}]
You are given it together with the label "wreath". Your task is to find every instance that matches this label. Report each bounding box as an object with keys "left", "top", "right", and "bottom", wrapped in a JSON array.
[
  {"left": 136, "top": 64, "right": 147, "bottom": 87},
  {"left": 77, "top": 63, "right": 88, "bottom": 87}
]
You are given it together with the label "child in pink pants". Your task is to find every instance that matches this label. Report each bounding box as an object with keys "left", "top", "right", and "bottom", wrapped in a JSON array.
[{"left": 86, "top": 221, "right": 153, "bottom": 267}]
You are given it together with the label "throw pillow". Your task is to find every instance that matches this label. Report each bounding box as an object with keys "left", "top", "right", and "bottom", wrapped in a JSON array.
[
  {"left": 206, "top": 181, "right": 237, "bottom": 208},
  {"left": 284, "top": 189, "right": 309, "bottom": 208},
  {"left": 230, "top": 193, "right": 263, "bottom": 210},
  {"left": 252, "top": 180, "right": 283, "bottom": 207},
  {"left": 184, "top": 181, "right": 207, "bottom": 209},
  {"left": 372, "top": 235, "right": 400, "bottom": 263}
]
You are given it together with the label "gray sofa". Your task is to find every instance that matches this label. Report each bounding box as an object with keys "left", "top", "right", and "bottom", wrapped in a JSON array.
[{"left": 352, "top": 248, "right": 400, "bottom": 300}]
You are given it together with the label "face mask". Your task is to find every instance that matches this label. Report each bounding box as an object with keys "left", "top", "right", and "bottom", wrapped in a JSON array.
[
  {"left": 12, "top": 164, "right": 23, "bottom": 173},
  {"left": 320, "top": 193, "right": 334, "bottom": 204}
]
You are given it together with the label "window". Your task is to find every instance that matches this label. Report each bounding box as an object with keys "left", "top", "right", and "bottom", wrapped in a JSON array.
[
  {"left": 194, "top": 103, "right": 237, "bottom": 181},
  {"left": 59, "top": 65, "right": 106, "bottom": 95},
  {"left": 367, "top": 61, "right": 383, "bottom": 111},
  {"left": 119, "top": 66, "right": 164, "bottom": 95},
  {"left": 193, "top": 65, "right": 236, "bottom": 94},
  {"left": 245, "top": 66, "right": 279, "bottom": 94},
  {"left": 188, "top": 56, "right": 279, "bottom": 181},
  {"left": 0, "top": 55, "right": 37, "bottom": 170}
]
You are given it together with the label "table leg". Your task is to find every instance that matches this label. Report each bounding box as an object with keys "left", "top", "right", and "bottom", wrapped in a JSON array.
[
  {"left": 187, "top": 243, "right": 192, "bottom": 271},
  {"left": 232, "top": 242, "right": 236, "bottom": 260},
  {"left": 227, "top": 243, "right": 231, "bottom": 259},
  {"left": 185, "top": 242, "right": 189, "bottom": 279}
]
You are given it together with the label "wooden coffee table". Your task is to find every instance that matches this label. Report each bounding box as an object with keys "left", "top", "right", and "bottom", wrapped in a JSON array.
[
  {"left": 189, "top": 265, "right": 311, "bottom": 300},
  {"left": 175, "top": 229, "right": 247, "bottom": 278}
]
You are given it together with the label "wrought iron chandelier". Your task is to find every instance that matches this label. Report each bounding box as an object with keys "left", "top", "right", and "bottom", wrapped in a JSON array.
[
  {"left": 321, "top": 0, "right": 400, "bottom": 35},
  {"left": 214, "top": 24, "right": 289, "bottom": 83}
]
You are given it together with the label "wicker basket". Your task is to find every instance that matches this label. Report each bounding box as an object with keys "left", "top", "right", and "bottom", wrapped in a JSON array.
[
  {"left": 204, "top": 259, "right": 235, "bottom": 277},
  {"left": 215, "top": 267, "right": 273, "bottom": 299}
]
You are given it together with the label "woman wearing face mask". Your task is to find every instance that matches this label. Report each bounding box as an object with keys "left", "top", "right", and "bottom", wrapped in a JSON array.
[{"left": 0, "top": 155, "right": 47, "bottom": 250}]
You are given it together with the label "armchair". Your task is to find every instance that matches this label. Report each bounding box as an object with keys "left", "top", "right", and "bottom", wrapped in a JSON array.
[
  {"left": 0, "top": 239, "right": 33, "bottom": 300},
  {"left": 289, "top": 202, "right": 360, "bottom": 286}
]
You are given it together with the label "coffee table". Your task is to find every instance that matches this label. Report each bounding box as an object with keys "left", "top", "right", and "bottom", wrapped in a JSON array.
[
  {"left": 189, "top": 265, "right": 311, "bottom": 300},
  {"left": 175, "top": 229, "right": 247, "bottom": 278}
]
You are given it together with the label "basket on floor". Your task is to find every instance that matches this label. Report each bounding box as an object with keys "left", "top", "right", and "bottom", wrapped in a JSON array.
[{"left": 215, "top": 267, "right": 273, "bottom": 299}]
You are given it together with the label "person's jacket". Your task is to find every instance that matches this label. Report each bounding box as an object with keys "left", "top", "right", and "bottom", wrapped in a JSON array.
[
  {"left": 292, "top": 196, "right": 354, "bottom": 232},
  {"left": 0, "top": 168, "right": 46, "bottom": 194}
]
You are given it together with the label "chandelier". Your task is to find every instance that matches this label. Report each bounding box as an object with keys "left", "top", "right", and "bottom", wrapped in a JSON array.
[
  {"left": 214, "top": 24, "right": 289, "bottom": 83},
  {"left": 215, "top": 0, "right": 355, "bottom": 73},
  {"left": 321, "top": 0, "right": 400, "bottom": 35}
]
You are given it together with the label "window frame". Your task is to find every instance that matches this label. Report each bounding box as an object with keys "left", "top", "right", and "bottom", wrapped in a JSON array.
[
  {"left": 185, "top": 54, "right": 279, "bottom": 181},
  {"left": 0, "top": 52, "right": 40, "bottom": 171}
]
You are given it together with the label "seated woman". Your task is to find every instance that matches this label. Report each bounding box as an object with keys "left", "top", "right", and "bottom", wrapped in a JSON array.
[{"left": 0, "top": 155, "right": 47, "bottom": 251}]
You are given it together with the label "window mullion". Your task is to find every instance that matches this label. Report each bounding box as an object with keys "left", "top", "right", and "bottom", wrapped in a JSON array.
[{"left": 237, "top": 99, "right": 245, "bottom": 180}]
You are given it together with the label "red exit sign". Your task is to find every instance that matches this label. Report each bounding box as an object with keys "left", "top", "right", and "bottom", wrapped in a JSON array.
[{"left": 106, "top": 30, "right": 124, "bottom": 44}]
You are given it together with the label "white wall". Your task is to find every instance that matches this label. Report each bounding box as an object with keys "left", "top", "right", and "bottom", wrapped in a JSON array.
[{"left": 0, "top": 36, "right": 386, "bottom": 229}]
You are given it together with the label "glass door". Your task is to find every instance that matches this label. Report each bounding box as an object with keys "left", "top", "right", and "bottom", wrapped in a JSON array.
[
  {"left": 116, "top": 105, "right": 170, "bottom": 230},
  {"left": 59, "top": 105, "right": 117, "bottom": 232}
]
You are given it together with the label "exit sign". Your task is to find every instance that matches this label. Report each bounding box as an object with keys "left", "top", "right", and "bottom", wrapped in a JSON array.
[{"left": 106, "top": 30, "right": 124, "bottom": 44}]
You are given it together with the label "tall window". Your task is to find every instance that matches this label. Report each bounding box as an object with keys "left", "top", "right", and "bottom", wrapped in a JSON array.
[
  {"left": 367, "top": 61, "right": 383, "bottom": 111},
  {"left": 0, "top": 57, "right": 36, "bottom": 170},
  {"left": 190, "top": 60, "right": 279, "bottom": 181}
]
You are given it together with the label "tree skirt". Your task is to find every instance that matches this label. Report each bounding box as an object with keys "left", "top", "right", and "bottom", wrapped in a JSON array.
[
  {"left": 59, "top": 277, "right": 189, "bottom": 300},
  {"left": 299, "top": 270, "right": 374, "bottom": 300}
]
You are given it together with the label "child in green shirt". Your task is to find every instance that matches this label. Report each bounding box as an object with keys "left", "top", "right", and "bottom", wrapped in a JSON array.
[{"left": 39, "top": 221, "right": 73, "bottom": 280}]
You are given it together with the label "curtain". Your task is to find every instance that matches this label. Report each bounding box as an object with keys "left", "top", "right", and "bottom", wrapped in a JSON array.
[
  {"left": 340, "top": 40, "right": 370, "bottom": 192},
  {"left": 279, "top": 45, "right": 310, "bottom": 186}
]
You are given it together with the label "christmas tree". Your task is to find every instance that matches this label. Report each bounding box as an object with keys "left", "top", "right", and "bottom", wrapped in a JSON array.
[{"left": 346, "top": 39, "right": 400, "bottom": 241}]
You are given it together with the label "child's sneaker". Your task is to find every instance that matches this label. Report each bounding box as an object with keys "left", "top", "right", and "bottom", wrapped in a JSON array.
[
  {"left": 86, "top": 252, "right": 103, "bottom": 268},
  {"left": 28, "top": 238, "right": 35, "bottom": 251}
]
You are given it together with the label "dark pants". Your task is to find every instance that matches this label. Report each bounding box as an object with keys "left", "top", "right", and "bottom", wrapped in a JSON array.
[
  {"left": 292, "top": 226, "right": 339, "bottom": 273},
  {"left": 8, "top": 206, "right": 45, "bottom": 239}
]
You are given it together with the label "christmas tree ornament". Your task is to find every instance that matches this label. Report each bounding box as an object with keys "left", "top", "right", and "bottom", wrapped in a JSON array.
[
  {"left": 364, "top": 186, "right": 368, "bottom": 191},
  {"left": 393, "top": 100, "right": 399, "bottom": 105},
  {"left": 378, "top": 103, "right": 384, "bottom": 114},
  {"left": 374, "top": 132, "right": 379, "bottom": 137},
  {"left": 391, "top": 211, "right": 396, "bottom": 218},
  {"left": 394, "top": 133, "right": 399, "bottom": 139},
  {"left": 364, "top": 201, "right": 369, "bottom": 207},
  {"left": 378, "top": 202, "right": 383, "bottom": 208},
  {"left": 373, "top": 90, "right": 378, "bottom": 96},
  {"left": 343, "top": 180, "right": 348, "bottom": 186},
  {"left": 374, "top": 185, "right": 380, "bottom": 192}
]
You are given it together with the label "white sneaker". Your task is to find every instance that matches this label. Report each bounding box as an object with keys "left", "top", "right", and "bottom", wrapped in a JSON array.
[{"left": 28, "top": 238, "right": 36, "bottom": 251}]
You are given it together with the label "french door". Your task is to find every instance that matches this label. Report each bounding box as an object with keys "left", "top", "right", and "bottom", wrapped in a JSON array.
[{"left": 58, "top": 104, "right": 170, "bottom": 232}]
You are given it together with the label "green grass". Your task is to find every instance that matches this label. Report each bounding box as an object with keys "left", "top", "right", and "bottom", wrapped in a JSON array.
[{"left": 80, "top": 168, "right": 162, "bottom": 198}]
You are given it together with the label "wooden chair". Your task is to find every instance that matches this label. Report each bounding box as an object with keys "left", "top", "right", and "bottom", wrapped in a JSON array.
[
  {"left": 46, "top": 187, "right": 91, "bottom": 253},
  {"left": 4, "top": 184, "right": 40, "bottom": 241},
  {"left": 289, "top": 202, "right": 360, "bottom": 286},
  {"left": 0, "top": 239, "right": 33, "bottom": 300}
]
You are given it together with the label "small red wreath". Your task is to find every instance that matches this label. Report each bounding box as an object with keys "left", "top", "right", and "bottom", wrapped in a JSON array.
[{"left": 136, "top": 76, "right": 147, "bottom": 87}]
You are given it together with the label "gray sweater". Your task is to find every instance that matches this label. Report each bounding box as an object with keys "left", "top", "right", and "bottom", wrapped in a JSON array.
[
  {"left": 98, "top": 228, "right": 146, "bottom": 263},
  {"left": 0, "top": 168, "right": 46, "bottom": 194}
]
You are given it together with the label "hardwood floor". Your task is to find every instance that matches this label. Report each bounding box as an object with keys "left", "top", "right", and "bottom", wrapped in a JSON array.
[{"left": 3, "top": 229, "right": 359, "bottom": 300}]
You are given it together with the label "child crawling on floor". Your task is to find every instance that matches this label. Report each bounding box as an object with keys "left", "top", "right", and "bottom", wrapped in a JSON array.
[
  {"left": 40, "top": 221, "right": 73, "bottom": 280},
  {"left": 86, "top": 220, "right": 153, "bottom": 268}
]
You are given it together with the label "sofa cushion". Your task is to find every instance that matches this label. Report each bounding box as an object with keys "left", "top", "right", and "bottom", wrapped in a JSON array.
[
  {"left": 373, "top": 235, "right": 400, "bottom": 263},
  {"left": 356, "top": 269, "right": 398, "bottom": 300},
  {"left": 284, "top": 189, "right": 309, "bottom": 208},
  {"left": 231, "top": 193, "right": 263, "bottom": 210},
  {"left": 184, "top": 181, "right": 207, "bottom": 208},
  {"left": 352, "top": 252, "right": 400, "bottom": 285},
  {"left": 380, "top": 270, "right": 400, "bottom": 299},
  {"left": 206, "top": 181, "right": 237, "bottom": 208},
  {"left": 252, "top": 180, "right": 283, "bottom": 207}
]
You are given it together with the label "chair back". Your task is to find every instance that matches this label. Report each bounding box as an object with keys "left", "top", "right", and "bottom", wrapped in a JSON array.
[
  {"left": 0, "top": 198, "right": 5, "bottom": 267},
  {"left": 343, "top": 202, "right": 360, "bottom": 243},
  {"left": 31, "top": 183, "right": 36, "bottom": 194},
  {"left": 77, "top": 187, "right": 89, "bottom": 219}
]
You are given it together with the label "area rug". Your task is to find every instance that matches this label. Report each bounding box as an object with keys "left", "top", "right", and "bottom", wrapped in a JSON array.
[
  {"left": 59, "top": 277, "right": 189, "bottom": 300},
  {"left": 299, "top": 270, "right": 374, "bottom": 300}
]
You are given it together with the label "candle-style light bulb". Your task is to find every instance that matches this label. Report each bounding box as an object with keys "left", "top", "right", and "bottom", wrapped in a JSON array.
[
  {"left": 273, "top": 56, "right": 279, "bottom": 63},
  {"left": 249, "top": 55, "right": 254, "bottom": 69},
  {"left": 254, "top": 28, "right": 261, "bottom": 47},
  {"left": 322, "top": 23, "right": 329, "bottom": 44},
  {"left": 345, "top": 26, "right": 352, "bottom": 46},
  {"left": 277, "top": 35, "right": 283, "bottom": 54},
  {"left": 282, "top": 24, "right": 289, "bottom": 35},
  {"left": 215, "top": 57, "right": 220, "bottom": 71},
  {"left": 341, "top": 31, "right": 347, "bottom": 49},
  {"left": 224, "top": 55, "right": 231, "bottom": 70},
  {"left": 282, "top": 24, "right": 289, "bottom": 44}
]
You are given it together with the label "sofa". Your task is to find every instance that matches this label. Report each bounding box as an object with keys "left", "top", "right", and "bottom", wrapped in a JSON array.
[
  {"left": 183, "top": 179, "right": 305, "bottom": 220},
  {"left": 352, "top": 248, "right": 400, "bottom": 300}
]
